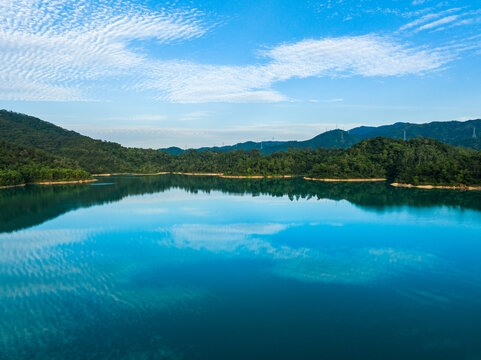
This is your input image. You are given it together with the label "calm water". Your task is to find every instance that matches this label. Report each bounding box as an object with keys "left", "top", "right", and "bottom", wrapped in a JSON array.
[{"left": 1, "top": 175, "right": 481, "bottom": 360}]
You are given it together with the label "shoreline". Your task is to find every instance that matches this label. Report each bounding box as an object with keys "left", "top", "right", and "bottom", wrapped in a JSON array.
[
  {"left": 92, "top": 172, "right": 481, "bottom": 190},
  {"left": 94, "top": 172, "right": 296, "bottom": 179},
  {"left": 391, "top": 183, "right": 481, "bottom": 191},
  {"left": 304, "top": 177, "right": 386, "bottom": 182},
  {"left": 3, "top": 172, "right": 480, "bottom": 191},
  {"left": 0, "top": 178, "right": 97, "bottom": 189},
  {"left": 92, "top": 172, "right": 170, "bottom": 176}
]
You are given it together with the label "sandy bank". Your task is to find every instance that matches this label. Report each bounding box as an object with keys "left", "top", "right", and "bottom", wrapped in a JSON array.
[
  {"left": 220, "top": 175, "right": 295, "bottom": 179},
  {"left": 93, "top": 172, "right": 170, "bottom": 177},
  {"left": 94, "top": 172, "right": 296, "bottom": 179},
  {"left": 174, "top": 172, "right": 296, "bottom": 179},
  {"left": 33, "top": 179, "right": 98, "bottom": 185},
  {"left": 173, "top": 172, "right": 224, "bottom": 176},
  {"left": 0, "top": 183, "right": 27, "bottom": 189},
  {"left": 303, "top": 177, "right": 386, "bottom": 182},
  {"left": 391, "top": 183, "right": 481, "bottom": 191},
  {"left": 0, "top": 178, "right": 97, "bottom": 189}
]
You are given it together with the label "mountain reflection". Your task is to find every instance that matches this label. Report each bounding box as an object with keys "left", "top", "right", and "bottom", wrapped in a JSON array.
[{"left": 2, "top": 174, "right": 481, "bottom": 233}]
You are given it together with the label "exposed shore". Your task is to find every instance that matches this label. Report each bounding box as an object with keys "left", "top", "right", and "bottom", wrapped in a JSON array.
[
  {"left": 94, "top": 172, "right": 296, "bottom": 179},
  {"left": 92, "top": 172, "right": 170, "bottom": 176},
  {"left": 0, "top": 178, "right": 97, "bottom": 189},
  {"left": 304, "top": 177, "right": 386, "bottom": 182},
  {"left": 3, "top": 172, "right": 480, "bottom": 191},
  {"left": 391, "top": 183, "right": 481, "bottom": 191},
  {"left": 0, "top": 183, "right": 27, "bottom": 189},
  {"left": 92, "top": 172, "right": 481, "bottom": 190}
]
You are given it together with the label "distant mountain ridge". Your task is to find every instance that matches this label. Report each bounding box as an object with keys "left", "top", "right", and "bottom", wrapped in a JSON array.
[
  {"left": 159, "top": 119, "right": 481, "bottom": 154},
  {"left": 1, "top": 110, "right": 480, "bottom": 188}
]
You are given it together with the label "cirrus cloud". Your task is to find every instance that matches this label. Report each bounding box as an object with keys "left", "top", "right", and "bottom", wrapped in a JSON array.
[
  {"left": 141, "top": 35, "right": 452, "bottom": 103},
  {"left": 0, "top": 1, "right": 457, "bottom": 103},
  {"left": 0, "top": 0, "right": 212, "bottom": 101}
]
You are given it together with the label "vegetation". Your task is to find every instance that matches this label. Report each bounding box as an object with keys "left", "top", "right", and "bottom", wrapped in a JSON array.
[
  {"left": 0, "top": 110, "right": 172, "bottom": 174},
  {"left": 3, "top": 174, "right": 481, "bottom": 234},
  {"left": 0, "top": 140, "right": 91, "bottom": 186},
  {"left": 163, "top": 137, "right": 481, "bottom": 186},
  {"left": 1, "top": 110, "right": 480, "bottom": 187},
  {"left": 160, "top": 118, "right": 481, "bottom": 154},
  {"left": 351, "top": 120, "right": 481, "bottom": 150},
  {"left": 308, "top": 137, "right": 481, "bottom": 186}
]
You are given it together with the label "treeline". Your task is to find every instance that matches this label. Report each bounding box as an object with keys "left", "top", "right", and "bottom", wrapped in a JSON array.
[
  {"left": 1, "top": 136, "right": 481, "bottom": 187},
  {"left": 0, "top": 110, "right": 172, "bottom": 174},
  {"left": 308, "top": 137, "right": 481, "bottom": 185},
  {"left": 4, "top": 174, "right": 481, "bottom": 233},
  {"left": 0, "top": 140, "right": 91, "bottom": 186},
  {"left": 1, "top": 109, "right": 481, "bottom": 187},
  {"left": 166, "top": 137, "right": 481, "bottom": 186}
]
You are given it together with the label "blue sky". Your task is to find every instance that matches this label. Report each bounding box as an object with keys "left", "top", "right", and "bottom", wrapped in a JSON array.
[{"left": 0, "top": 0, "right": 480, "bottom": 148}]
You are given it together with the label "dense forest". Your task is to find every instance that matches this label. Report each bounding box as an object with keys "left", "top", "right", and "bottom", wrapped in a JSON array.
[
  {"left": 1, "top": 110, "right": 480, "bottom": 187},
  {"left": 165, "top": 137, "right": 481, "bottom": 186},
  {"left": 0, "top": 140, "right": 91, "bottom": 186}
]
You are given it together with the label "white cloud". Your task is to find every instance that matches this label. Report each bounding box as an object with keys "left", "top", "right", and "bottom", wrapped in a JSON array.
[
  {"left": 66, "top": 122, "right": 366, "bottom": 148},
  {"left": 400, "top": 7, "right": 481, "bottom": 34},
  {"left": 130, "top": 114, "right": 167, "bottom": 122},
  {"left": 399, "top": 8, "right": 462, "bottom": 31},
  {"left": 416, "top": 14, "right": 461, "bottom": 31},
  {"left": 453, "top": 115, "right": 481, "bottom": 121},
  {"left": 0, "top": 1, "right": 459, "bottom": 103},
  {"left": 139, "top": 35, "right": 451, "bottom": 103},
  {"left": 0, "top": 0, "right": 212, "bottom": 101},
  {"left": 178, "top": 111, "right": 212, "bottom": 121}
]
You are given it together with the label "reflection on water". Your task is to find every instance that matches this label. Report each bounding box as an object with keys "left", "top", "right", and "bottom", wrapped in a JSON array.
[
  {"left": 2, "top": 174, "right": 481, "bottom": 234},
  {"left": 1, "top": 175, "right": 481, "bottom": 359}
]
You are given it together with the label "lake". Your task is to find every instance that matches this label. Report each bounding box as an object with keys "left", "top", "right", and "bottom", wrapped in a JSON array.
[{"left": 1, "top": 175, "right": 481, "bottom": 360}]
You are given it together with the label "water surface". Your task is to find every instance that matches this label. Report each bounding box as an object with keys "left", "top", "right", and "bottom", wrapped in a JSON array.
[{"left": 1, "top": 175, "right": 481, "bottom": 359}]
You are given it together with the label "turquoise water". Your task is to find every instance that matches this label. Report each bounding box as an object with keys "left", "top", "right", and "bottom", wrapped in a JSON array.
[{"left": 1, "top": 175, "right": 481, "bottom": 359}]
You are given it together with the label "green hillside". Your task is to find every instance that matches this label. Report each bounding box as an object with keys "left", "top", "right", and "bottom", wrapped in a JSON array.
[
  {"left": 161, "top": 119, "right": 481, "bottom": 154},
  {"left": 160, "top": 129, "right": 357, "bottom": 154},
  {"left": 350, "top": 120, "right": 481, "bottom": 149},
  {"left": 0, "top": 110, "right": 171, "bottom": 173},
  {"left": 308, "top": 137, "right": 481, "bottom": 186},
  {"left": 0, "top": 139, "right": 90, "bottom": 186},
  {"left": 1, "top": 110, "right": 480, "bottom": 187}
]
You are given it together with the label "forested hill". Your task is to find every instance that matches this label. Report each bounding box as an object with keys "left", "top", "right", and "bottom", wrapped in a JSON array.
[
  {"left": 350, "top": 120, "right": 481, "bottom": 149},
  {"left": 1, "top": 110, "right": 481, "bottom": 188},
  {"left": 0, "top": 139, "right": 90, "bottom": 186},
  {"left": 159, "top": 119, "right": 481, "bottom": 154},
  {"left": 161, "top": 129, "right": 359, "bottom": 154},
  {"left": 0, "top": 110, "right": 171, "bottom": 174}
]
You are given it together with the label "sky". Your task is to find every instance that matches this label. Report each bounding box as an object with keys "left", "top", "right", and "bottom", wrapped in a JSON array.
[{"left": 0, "top": 0, "right": 480, "bottom": 148}]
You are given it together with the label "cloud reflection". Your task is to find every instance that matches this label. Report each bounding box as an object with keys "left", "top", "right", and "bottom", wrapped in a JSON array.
[
  {"left": 272, "top": 247, "right": 437, "bottom": 285},
  {"left": 158, "top": 223, "right": 308, "bottom": 259},
  {"left": 0, "top": 228, "right": 206, "bottom": 359},
  {"left": 156, "top": 223, "right": 438, "bottom": 285}
]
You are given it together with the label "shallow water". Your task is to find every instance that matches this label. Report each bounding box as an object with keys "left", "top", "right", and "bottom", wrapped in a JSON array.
[{"left": 1, "top": 175, "right": 481, "bottom": 360}]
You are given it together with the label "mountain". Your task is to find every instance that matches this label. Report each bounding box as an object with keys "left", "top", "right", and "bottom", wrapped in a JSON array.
[
  {"left": 1, "top": 110, "right": 480, "bottom": 187},
  {"left": 159, "top": 119, "right": 481, "bottom": 154},
  {"left": 161, "top": 146, "right": 185, "bottom": 155},
  {"left": 350, "top": 120, "right": 481, "bottom": 149},
  {"left": 263, "top": 129, "right": 358, "bottom": 153},
  {"left": 0, "top": 110, "right": 171, "bottom": 174},
  {"left": 160, "top": 129, "right": 358, "bottom": 154}
]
